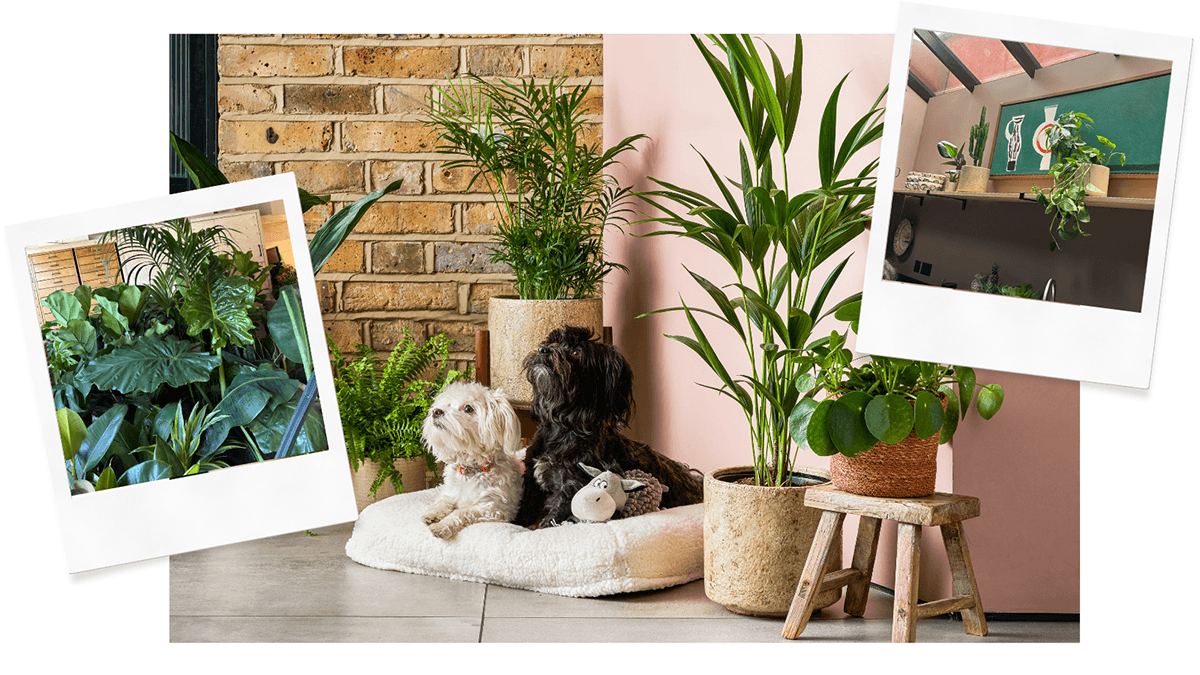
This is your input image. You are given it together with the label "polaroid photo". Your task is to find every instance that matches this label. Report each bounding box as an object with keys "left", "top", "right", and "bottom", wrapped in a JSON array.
[
  {"left": 858, "top": 2, "right": 1192, "bottom": 388},
  {"left": 4, "top": 173, "right": 356, "bottom": 573}
]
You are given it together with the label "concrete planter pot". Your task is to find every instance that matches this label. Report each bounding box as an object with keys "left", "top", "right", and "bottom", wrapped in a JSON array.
[
  {"left": 487, "top": 296, "right": 603, "bottom": 406},
  {"left": 351, "top": 457, "right": 428, "bottom": 512},
  {"left": 1080, "top": 163, "right": 1110, "bottom": 196},
  {"left": 943, "top": 174, "right": 957, "bottom": 192},
  {"left": 956, "top": 165, "right": 991, "bottom": 193},
  {"left": 703, "top": 466, "right": 843, "bottom": 616}
]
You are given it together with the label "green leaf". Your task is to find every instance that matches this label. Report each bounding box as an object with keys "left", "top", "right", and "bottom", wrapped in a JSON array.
[
  {"left": 206, "top": 365, "right": 300, "bottom": 453},
  {"left": 118, "top": 460, "right": 171, "bottom": 486},
  {"left": 864, "top": 393, "right": 915, "bottom": 444},
  {"left": 94, "top": 296, "right": 130, "bottom": 339},
  {"left": 955, "top": 366, "right": 976, "bottom": 421},
  {"left": 788, "top": 397, "right": 819, "bottom": 452},
  {"left": 83, "top": 334, "right": 221, "bottom": 394},
  {"left": 914, "top": 391, "right": 944, "bottom": 440},
  {"left": 310, "top": 179, "right": 405, "bottom": 273},
  {"left": 828, "top": 391, "right": 878, "bottom": 456},
  {"left": 299, "top": 189, "right": 331, "bottom": 214},
  {"left": 794, "top": 372, "right": 817, "bottom": 394},
  {"left": 976, "top": 384, "right": 1004, "bottom": 420},
  {"left": 170, "top": 132, "right": 229, "bottom": 189},
  {"left": 938, "top": 385, "right": 960, "bottom": 444},
  {"left": 94, "top": 466, "right": 117, "bottom": 491},
  {"left": 43, "top": 290, "right": 87, "bottom": 325},
  {"left": 267, "top": 285, "right": 312, "bottom": 376},
  {"left": 180, "top": 275, "right": 256, "bottom": 350},
  {"left": 57, "top": 407, "right": 87, "bottom": 461},
  {"left": 76, "top": 405, "right": 128, "bottom": 476},
  {"left": 247, "top": 394, "right": 327, "bottom": 457},
  {"left": 805, "top": 399, "right": 838, "bottom": 457}
]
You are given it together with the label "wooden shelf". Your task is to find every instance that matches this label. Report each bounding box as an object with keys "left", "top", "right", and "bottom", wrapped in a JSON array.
[{"left": 895, "top": 188, "right": 1155, "bottom": 211}]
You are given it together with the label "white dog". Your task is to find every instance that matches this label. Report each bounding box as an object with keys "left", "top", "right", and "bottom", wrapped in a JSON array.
[{"left": 420, "top": 381, "right": 524, "bottom": 539}]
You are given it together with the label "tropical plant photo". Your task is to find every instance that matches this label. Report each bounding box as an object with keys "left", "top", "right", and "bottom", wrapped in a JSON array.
[
  {"left": 44, "top": 212, "right": 326, "bottom": 496},
  {"left": 424, "top": 74, "right": 647, "bottom": 300}
]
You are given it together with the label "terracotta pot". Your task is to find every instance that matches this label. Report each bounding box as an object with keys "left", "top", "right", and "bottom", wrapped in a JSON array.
[
  {"left": 830, "top": 430, "right": 940, "bottom": 498},
  {"left": 351, "top": 457, "right": 429, "bottom": 512},
  {"left": 703, "top": 466, "right": 843, "bottom": 616},
  {"left": 956, "top": 165, "right": 990, "bottom": 193},
  {"left": 487, "top": 296, "right": 603, "bottom": 406},
  {"left": 1080, "top": 163, "right": 1109, "bottom": 196}
]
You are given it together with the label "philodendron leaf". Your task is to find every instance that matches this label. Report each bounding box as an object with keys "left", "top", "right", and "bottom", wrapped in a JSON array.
[
  {"left": 913, "top": 391, "right": 944, "bottom": 440},
  {"left": 976, "top": 384, "right": 1005, "bottom": 420},
  {"left": 57, "top": 407, "right": 87, "bottom": 460},
  {"left": 805, "top": 399, "right": 838, "bottom": 457},
  {"left": 83, "top": 334, "right": 221, "bottom": 394},
  {"left": 864, "top": 393, "right": 915, "bottom": 445},
  {"left": 267, "top": 285, "right": 312, "bottom": 376},
  {"left": 118, "top": 460, "right": 171, "bottom": 486},
  {"left": 828, "top": 391, "right": 878, "bottom": 456},
  {"left": 180, "top": 275, "right": 256, "bottom": 350},
  {"left": 938, "top": 385, "right": 960, "bottom": 444}
]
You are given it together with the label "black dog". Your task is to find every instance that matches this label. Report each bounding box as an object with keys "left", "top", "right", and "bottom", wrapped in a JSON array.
[{"left": 514, "top": 326, "right": 704, "bottom": 528}]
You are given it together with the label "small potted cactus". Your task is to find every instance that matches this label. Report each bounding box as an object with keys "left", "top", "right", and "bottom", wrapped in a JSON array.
[{"left": 957, "top": 107, "right": 991, "bottom": 193}]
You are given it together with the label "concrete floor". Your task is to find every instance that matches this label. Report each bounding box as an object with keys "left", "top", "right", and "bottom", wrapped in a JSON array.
[{"left": 169, "top": 522, "right": 1079, "bottom": 643}]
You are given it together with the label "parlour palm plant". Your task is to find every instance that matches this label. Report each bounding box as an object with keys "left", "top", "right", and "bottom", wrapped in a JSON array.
[
  {"left": 637, "top": 34, "right": 885, "bottom": 488},
  {"left": 424, "top": 74, "right": 646, "bottom": 299}
]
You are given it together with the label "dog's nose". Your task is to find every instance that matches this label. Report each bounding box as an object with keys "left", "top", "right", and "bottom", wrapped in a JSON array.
[{"left": 432, "top": 408, "right": 444, "bottom": 418}]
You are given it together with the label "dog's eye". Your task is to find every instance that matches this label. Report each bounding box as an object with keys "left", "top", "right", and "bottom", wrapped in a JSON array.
[
  {"left": 462, "top": 405, "right": 474, "bottom": 414},
  {"left": 569, "top": 348, "right": 581, "bottom": 358}
]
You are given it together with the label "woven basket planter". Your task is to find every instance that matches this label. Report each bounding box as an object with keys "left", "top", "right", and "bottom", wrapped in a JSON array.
[
  {"left": 351, "top": 457, "right": 429, "bottom": 512},
  {"left": 830, "top": 432, "right": 939, "bottom": 498}
]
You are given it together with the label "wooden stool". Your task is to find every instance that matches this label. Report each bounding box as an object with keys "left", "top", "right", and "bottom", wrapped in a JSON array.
[{"left": 781, "top": 485, "right": 987, "bottom": 643}]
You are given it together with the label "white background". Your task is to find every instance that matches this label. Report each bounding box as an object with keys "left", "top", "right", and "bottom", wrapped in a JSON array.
[{"left": 0, "top": 0, "right": 1194, "bottom": 669}]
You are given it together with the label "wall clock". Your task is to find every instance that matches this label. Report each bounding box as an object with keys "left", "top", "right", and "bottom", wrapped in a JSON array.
[{"left": 892, "top": 217, "right": 915, "bottom": 262}]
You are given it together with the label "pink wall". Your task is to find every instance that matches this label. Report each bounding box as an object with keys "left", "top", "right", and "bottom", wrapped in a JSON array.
[{"left": 604, "top": 34, "right": 1079, "bottom": 613}]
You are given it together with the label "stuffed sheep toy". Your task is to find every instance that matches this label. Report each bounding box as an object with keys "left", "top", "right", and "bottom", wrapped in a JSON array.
[{"left": 570, "top": 463, "right": 668, "bottom": 523}]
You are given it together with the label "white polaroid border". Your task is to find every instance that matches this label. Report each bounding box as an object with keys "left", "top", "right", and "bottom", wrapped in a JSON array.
[
  {"left": 4, "top": 173, "right": 356, "bottom": 573},
  {"left": 858, "top": 3, "right": 1192, "bottom": 388}
]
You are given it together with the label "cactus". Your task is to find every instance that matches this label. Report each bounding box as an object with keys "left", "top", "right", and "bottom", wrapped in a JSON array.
[{"left": 969, "top": 106, "right": 988, "bottom": 167}]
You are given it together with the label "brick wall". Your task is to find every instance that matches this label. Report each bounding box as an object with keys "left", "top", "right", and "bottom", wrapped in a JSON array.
[{"left": 215, "top": 34, "right": 604, "bottom": 369}]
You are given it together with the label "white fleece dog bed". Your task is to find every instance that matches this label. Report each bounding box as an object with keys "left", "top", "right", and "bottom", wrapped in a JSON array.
[{"left": 345, "top": 489, "right": 704, "bottom": 597}]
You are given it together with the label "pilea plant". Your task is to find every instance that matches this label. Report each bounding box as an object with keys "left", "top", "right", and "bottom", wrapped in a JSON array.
[{"left": 1031, "top": 111, "right": 1125, "bottom": 250}]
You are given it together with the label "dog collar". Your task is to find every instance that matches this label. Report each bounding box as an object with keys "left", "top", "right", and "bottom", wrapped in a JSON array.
[{"left": 456, "top": 461, "right": 494, "bottom": 477}]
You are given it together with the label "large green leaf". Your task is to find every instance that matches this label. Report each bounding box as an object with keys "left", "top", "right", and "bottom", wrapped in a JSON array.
[
  {"left": 914, "top": 391, "right": 944, "bottom": 440},
  {"left": 938, "top": 385, "right": 960, "bottom": 444},
  {"left": 57, "top": 407, "right": 87, "bottom": 461},
  {"left": 206, "top": 365, "right": 301, "bottom": 453},
  {"left": 170, "top": 132, "right": 229, "bottom": 189},
  {"left": 828, "top": 391, "right": 877, "bottom": 456},
  {"left": 955, "top": 366, "right": 977, "bottom": 421},
  {"left": 976, "top": 384, "right": 1004, "bottom": 420},
  {"left": 247, "top": 393, "right": 327, "bottom": 458},
  {"left": 180, "top": 275, "right": 256, "bottom": 350},
  {"left": 76, "top": 404, "right": 128, "bottom": 477},
  {"left": 43, "top": 290, "right": 87, "bottom": 325},
  {"left": 118, "top": 460, "right": 171, "bottom": 486},
  {"left": 82, "top": 334, "right": 220, "bottom": 394},
  {"left": 267, "top": 285, "right": 312, "bottom": 376},
  {"left": 805, "top": 399, "right": 838, "bottom": 457},
  {"left": 864, "top": 393, "right": 915, "bottom": 445},
  {"left": 309, "top": 179, "right": 405, "bottom": 273}
]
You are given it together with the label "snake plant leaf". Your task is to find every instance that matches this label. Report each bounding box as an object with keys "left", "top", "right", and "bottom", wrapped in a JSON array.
[
  {"left": 976, "top": 384, "right": 1005, "bottom": 420},
  {"left": 118, "top": 460, "right": 171, "bottom": 486},
  {"left": 913, "top": 391, "right": 944, "bottom": 440},
  {"left": 83, "top": 334, "right": 221, "bottom": 395},
  {"left": 76, "top": 404, "right": 128, "bottom": 477},
  {"left": 828, "top": 391, "right": 878, "bottom": 456},
  {"left": 267, "top": 285, "right": 312, "bottom": 376},
  {"left": 805, "top": 398, "right": 838, "bottom": 457},
  {"left": 309, "top": 179, "right": 405, "bottom": 273},
  {"left": 180, "top": 275, "right": 256, "bottom": 350},
  {"left": 955, "top": 366, "right": 977, "bottom": 420},
  {"left": 57, "top": 407, "right": 87, "bottom": 461},
  {"left": 938, "top": 385, "right": 960, "bottom": 444},
  {"left": 865, "top": 393, "right": 916, "bottom": 445}
]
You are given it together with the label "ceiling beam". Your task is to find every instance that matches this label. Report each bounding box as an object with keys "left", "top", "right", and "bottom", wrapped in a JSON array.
[
  {"left": 914, "top": 29, "right": 980, "bottom": 93},
  {"left": 1002, "top": 40, "right": 1041, "bottom": 79},
  {"left": 908, "top": 71, "right": 934, "bottom": 102}
]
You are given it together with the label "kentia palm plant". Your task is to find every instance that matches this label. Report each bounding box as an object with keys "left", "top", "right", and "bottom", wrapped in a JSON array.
[
  {"left": 637, "top": 34, "right": 885, "bottom": 488},
  {"left": 424, "top": 74, "right": 647, "bottom": 300}
]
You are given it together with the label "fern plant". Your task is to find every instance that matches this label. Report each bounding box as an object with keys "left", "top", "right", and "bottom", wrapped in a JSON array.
[{"left": 332, "top": 330, "right": 464, "bottom": 496}]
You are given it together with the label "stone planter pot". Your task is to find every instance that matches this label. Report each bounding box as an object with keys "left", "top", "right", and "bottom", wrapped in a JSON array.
[
  {"left": 351, "top": 457, "right": 428, "bottom": 513},
  {"left": 956, "top": 165, "right": 990, "bottom": 193},
  {"left": 943, "top": 174, "right": 957, "bottom": 192},
  {"left": 1081, "top": 163, "right": 1110, "bottom": 196},
  {"left": 703, "top": 466, "right": 843, "bottom": 616},
  {"left": 487, "top": 296, "right": 603, "bottom": 406}
]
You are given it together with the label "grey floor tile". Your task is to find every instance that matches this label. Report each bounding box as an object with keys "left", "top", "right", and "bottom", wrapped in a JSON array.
[
  {"left": 170, "top": 523, "right": 487, "bottom": 618},
  {"left": 171, "top": 616, "right": 481, "bottom": 643},
  {"left": 484, "top": 580, "right": 731, "bottom": 619}
]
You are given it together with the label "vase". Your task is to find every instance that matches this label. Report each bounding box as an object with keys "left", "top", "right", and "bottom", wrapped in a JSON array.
[
  {"left": 703, "top": 466, "right": 843, "bottom": 616},
  {"left": 487, "top": 296, "right": 603, "bottom": 406}
]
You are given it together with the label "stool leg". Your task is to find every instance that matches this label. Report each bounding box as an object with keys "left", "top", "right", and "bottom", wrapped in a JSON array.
[
  {"left": 782, "top": 510, "right": 845, "bottom": 639},
  {"left": 892, "top": 523, "right": 921, "bottom": 643},
  {"left": 844, "top": 516, "right": 882, "bottom": 617},
  {"left": 941, "top": 520, "right": 988, "bottom": 637}
]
